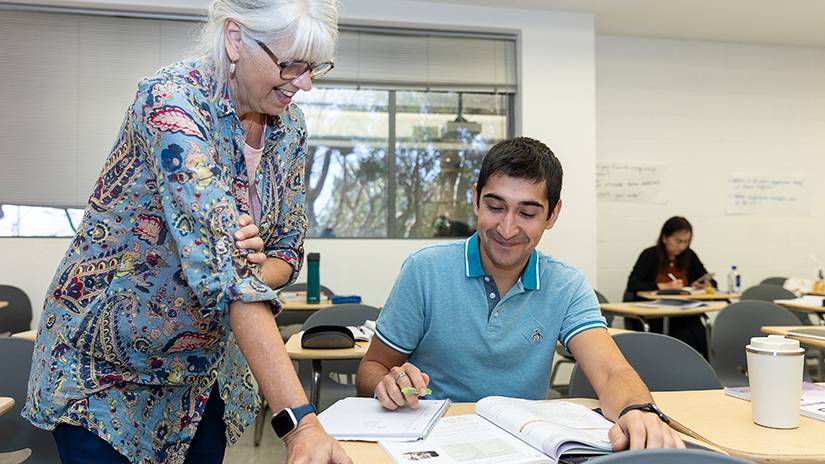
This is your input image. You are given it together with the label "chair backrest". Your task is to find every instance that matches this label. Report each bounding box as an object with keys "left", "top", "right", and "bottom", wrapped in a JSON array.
[
  {"left": 0, "top": 338, "right": 60, "bottom": 463},
  {"left": 279, "top": 282, "right": 335, "bottom": 299},
  {"left": 0, "top": 285, "right": 33, "bottom": 335},
  {"left": 589, "top": 449, "right": 753, "bottom": 463},
  {"left": 569, "top": 332, "right": 721, "bottom": 399},
  {"left": 741, "top": 284, "right": 795, "bottom": 301},
  {"left": 594, "top": 290, "right": 614, "bottom": 327},
  {"left": 740, "top": 284, "right": 809, "bottom": 324},
  {"left": 711, "top": 300, "right": 808, "bottom": 387},
  {"left": 298, "top": 304, "right": 382, "bottom": 410},
  {"left": 302, "top": 304, "right": 381, "bottom": 330},
  {"left": 759, "top": 276, "right": 788, "bottom": 286}
]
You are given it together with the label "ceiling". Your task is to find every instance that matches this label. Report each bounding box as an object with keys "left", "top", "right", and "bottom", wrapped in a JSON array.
[{"left": 416, "top": 0, "right": 825, "bottom": 48}]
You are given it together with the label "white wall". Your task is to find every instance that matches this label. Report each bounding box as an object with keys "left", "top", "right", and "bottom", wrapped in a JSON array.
[
  {"left": 596, "top": 35, "right": 825, "bottom": 302},
  {"left": 1, "top": 0, "right": 599, "bottom": 328}
]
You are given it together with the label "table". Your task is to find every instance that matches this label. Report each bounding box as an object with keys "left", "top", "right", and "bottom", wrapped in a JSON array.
[
  {"left": 775, "top": 299, "right": 825, "bottom": 325},
  {"left": 761, "top": 326, "right": 825, "bottom": 350},
  {"left": 285, "top": 333, "right": 369, "bottom": 407},
  {"left": 601, "top": 302, "right": 726, "bottom": 358},
  {"left": 637, "top": 290, "right": 739, "bottom": 301},
  {"left": 280, "top": 301, "right": 335, "bottom": 311},
  {"left": 341, "top": 388, "right": 825, "bottom": 464},
  {"left": 0, "top": 397, "right": 14, "bottom": 416},
  {"left": 761, "top": 326, "right": 825, "bottom": 376},
  {"left": 11, "top": 329, "right": 36, "bottom": 341}
]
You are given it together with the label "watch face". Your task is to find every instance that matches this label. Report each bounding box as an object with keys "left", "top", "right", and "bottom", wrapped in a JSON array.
[{"left": 271, "top": 409, "right": 297, "bottom": 438}]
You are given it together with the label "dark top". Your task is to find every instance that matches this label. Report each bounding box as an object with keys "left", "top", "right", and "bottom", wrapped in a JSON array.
[{"left": 623, "top": 246, "right": 716, "bottom": 302}]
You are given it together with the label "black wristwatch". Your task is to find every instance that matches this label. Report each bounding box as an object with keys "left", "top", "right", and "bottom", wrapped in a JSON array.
[
  {"left": 271, "top": 403, "right": 317, "bottom": 438},
  {"left": 618, "top": 403, "right": 670, "bottom": 424}
]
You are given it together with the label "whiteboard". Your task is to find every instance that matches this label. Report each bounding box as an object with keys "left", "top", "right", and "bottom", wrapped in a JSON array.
[
  {"left": 727, "top": 175, "right": 809, "bottom": 215},
  {"left": 596, "top": 163, "right": 665, "bottom": 204}
]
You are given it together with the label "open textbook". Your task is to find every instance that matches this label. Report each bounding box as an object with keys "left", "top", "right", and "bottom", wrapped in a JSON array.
[{"left": 381, "top": 397, "right": 614, "bottom": 464}]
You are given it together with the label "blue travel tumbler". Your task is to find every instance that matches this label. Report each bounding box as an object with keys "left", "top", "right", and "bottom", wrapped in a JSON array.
[{"left": 307, "top": 252, "right": 321, "bottom": 304}]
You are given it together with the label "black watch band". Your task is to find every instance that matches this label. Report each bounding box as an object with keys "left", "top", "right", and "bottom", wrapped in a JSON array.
[
  {"left": 618, "top": 402, "right": 670, "bottom": 424},
  {"left": 271, "top": 403, "right": 317, "bottom": 438}
]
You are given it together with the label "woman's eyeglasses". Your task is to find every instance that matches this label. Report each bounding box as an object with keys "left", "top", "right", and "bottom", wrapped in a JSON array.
[{"left": 255, "top": 40, "right": 334, "bottom": 81}]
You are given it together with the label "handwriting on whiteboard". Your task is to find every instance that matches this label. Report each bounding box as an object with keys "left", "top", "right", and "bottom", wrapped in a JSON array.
[
  {"left": 596, "top": 163, "right": 664, "bottom": 204},
  {"left": 727, "top": 175, "right": 808, "bottom": 215}
]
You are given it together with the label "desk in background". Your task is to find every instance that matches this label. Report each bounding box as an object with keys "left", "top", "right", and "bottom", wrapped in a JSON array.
[
  {"left": 761, "top": 325, "right": 825, "bottom": 350},
  {"left": 342, "top": 388, "right": 825, "bottom": 464},
  {"left": 280, "top": 301, "right": 335, "bottom": 311},
  {"left": 600, "top": 301, "right": 725, "bottom": 359},
  {"left": 637, "top": 291, "right": 739, "bottom": 301},
  {"left": 0, "top": 397, "right": 14, "bottom": 416},
  {"left": 775, "top": 300, "right": 825, "bottom": 325},
  {"left": 285, "top": 333, "right": 369, "bottom": 407},
  {"left": 11, "top": 329, "right": 36, "bottom": 341}
]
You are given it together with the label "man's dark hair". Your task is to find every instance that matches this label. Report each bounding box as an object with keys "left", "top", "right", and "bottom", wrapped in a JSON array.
[{"left": 475, "top": 137, "right": 563, "bottom": 218}]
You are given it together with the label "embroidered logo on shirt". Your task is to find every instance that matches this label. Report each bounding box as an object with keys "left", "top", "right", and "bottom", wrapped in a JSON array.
[{"left": 531, "top": 328, "right": 543, "bottom": 343}]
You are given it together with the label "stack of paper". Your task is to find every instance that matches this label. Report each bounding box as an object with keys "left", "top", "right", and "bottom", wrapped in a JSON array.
[
  {"left": 725, "top": 382, "right": 825, "bottom": 422},
  {"left": 318, "top": 397, "right": 451, "bottom": 442},
  {"left": 636, "top": 299, "right": 706, "bottom": 309}
]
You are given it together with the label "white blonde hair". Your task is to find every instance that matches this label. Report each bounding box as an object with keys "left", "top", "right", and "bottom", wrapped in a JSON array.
[{"left": 199, "top": 0, "right": 338, "bottom": 89}]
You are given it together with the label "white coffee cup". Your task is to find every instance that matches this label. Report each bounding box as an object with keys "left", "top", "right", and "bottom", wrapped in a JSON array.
[{"left": 746, "top": 335, "right": 805, "bottom": 429}]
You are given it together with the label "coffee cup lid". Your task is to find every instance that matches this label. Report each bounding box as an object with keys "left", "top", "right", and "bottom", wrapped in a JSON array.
[{"left": 746, "top": 335, "right": 804, "bottom": 355}]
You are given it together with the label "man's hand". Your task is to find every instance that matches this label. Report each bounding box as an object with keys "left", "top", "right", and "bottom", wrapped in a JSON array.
[
  {"left": 234, "top": 214, "right": 267, "bottom": 265},
  {"left": 375, "top": 362, "right": 430, "bottom": 410},
  {"left": 608, "top": 410, "right": 685, "bottom": 451},
  {"left": 283, "top": 415, "right": 353, "bottom": 464}
]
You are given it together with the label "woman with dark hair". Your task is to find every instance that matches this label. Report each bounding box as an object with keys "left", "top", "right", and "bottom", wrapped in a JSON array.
[{"left": 623, "top": 216, "right": 716, "bottom": 356}]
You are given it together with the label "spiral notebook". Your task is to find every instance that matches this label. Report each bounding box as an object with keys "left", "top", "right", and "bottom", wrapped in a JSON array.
[{"left": 318, "top": 397, "right": 451, "bottom": 442}]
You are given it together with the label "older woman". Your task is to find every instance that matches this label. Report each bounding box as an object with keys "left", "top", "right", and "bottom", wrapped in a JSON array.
[{"left": 22, "top": 1, "right": 350, "bottom": 463}]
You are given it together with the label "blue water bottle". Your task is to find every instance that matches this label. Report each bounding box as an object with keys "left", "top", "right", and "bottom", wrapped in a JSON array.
[{"left": 307, "top": 252, "right": 321, "bottom": 304}]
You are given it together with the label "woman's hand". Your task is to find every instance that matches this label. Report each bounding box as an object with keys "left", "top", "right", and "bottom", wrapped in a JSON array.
[
  {"left": 657, "top": 279, "right": 684, "bottom": 290},
  {"left": 234, "top": 214, "right": 267, "bottom": 265},
  {"left": 283, "top": 415, "right": 353, "bottom": 464}
]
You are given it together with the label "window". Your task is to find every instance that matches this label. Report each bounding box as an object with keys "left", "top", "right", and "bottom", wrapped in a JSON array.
[
  {"left": 0, "top": 9, "right": 517, "bottom": 238},
  {"left": 297, "top": 89, "right": 511, "bottom": 238},
  {"left": 0, "top": 205, "right": 85, "bottom": 237}
]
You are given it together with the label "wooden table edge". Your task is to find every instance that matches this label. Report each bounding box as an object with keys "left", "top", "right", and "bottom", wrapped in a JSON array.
[
  {"left": 0, "top": 397, "right": 15, "bottom": 416},
  {"left": 284, "top": 333, "right": 369, "bottom": 360}
]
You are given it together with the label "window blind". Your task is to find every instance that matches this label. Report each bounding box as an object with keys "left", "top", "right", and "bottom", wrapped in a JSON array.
[{"left": 328, "top": 28, "right": 517, "bottom": 93}]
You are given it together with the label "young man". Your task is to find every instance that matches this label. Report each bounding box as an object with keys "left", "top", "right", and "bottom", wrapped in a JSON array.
[{"left": 357, "top": 137, "right": 684, "bottom": 450}]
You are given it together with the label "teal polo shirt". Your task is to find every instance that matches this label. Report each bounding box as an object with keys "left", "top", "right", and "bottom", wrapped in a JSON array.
[{"left": 375, "top": 233, "right": 607, "bottom": 403}]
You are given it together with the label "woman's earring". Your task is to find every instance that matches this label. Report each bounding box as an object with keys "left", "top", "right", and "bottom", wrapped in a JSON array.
[{"left": 229, "top": 62, "right": 236, "bottom": 76}]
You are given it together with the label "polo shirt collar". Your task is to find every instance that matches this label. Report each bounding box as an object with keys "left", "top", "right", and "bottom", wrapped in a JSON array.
[{"left": 463, "top": 232, "right": 540, "bottom": 290}]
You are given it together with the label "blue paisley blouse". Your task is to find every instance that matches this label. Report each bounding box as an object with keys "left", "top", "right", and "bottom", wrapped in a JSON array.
[{"left": 22, "top": 59, "right": 307, "bottom": 463}]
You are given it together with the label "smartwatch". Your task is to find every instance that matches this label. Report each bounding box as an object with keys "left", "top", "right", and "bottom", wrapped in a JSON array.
[
  {"left": 271, "top": 403, "right": 317, "bottom": 438},
  {"left": 618, "top": 402, "right": 670, "bottom": 425}
]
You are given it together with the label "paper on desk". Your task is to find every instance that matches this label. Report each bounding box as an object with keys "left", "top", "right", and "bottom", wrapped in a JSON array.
[
  {"left": 725, "top": 382, "right": 825, "bottom": 422},
  {"left": 319, "top": 397, "right": 450, "bottom": 442}
]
